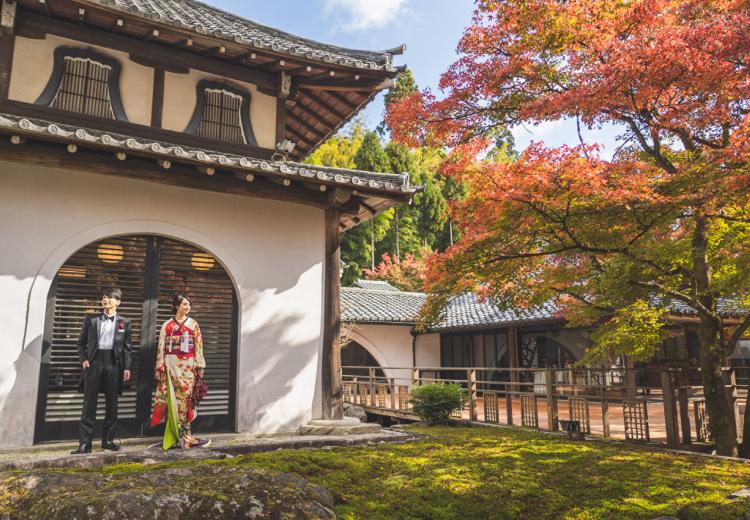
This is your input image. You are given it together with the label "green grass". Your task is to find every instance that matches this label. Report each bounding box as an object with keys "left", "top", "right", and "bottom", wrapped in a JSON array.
[
  {"left": 8, "top": 424, "right": 750, "bottom": 519},
  {"left": 232, "top": 425, "right": 750, "bottom": 520}
]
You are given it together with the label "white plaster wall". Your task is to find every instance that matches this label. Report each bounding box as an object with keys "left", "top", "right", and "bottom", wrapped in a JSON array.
[
  {"left": 0, "top": 160, "right": 325, "bottom": 447},
  {"left": 416, "top": 333, "right": 441, "bottom": 367},
  {"left": 163, "top": 70, "right": 277, "bottom": 149},
  {"left": 9, "top": 35, "right": 154, "bottom": 126},
  {"left": 349, "top": 324, "right": 414, "bottom": 386}
]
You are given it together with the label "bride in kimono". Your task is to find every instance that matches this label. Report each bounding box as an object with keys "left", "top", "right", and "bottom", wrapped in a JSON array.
[{"left": 150, "top": 294, "right": 210, "bottom": 449}]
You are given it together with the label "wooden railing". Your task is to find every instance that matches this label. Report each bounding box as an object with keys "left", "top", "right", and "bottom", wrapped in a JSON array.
[{"left": 341, "top": 365, "right": 747, "bottom": 449}]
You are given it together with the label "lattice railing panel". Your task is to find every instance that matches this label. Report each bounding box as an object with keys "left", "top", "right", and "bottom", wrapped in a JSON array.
[
  {"left": 623, "top": 400, "right": 650, "bottom": 442},
  {"left": 483, "top": 392, "right": 499, "bottom": 423},
  {"left": 568, "top": 397, "right": 590, "bottom": 434},
  {"left": 343, "top": 383, "right": 353, "bottom": 404},
  {"left": 376, "top": 384, "right": 388, "bottom": 408},
  {"left": 398, "top": 385, "right": 411, "bottom": 411},
  {"left": 520, "top": 393, "right": 539, "bottom": 428}
]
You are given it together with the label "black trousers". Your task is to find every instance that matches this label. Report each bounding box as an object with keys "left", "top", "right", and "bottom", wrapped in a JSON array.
[{"left": 79, "top": 350, "right": 120, "bottom": 445}]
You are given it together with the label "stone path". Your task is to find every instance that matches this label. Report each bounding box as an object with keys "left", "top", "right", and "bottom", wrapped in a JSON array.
[{"left": 0, "top": 428, "right": 417, "bottom": 471}]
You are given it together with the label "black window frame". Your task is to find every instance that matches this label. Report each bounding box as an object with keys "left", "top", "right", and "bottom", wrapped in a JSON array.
[
  {"left": 35, "top": 46, "right": 128, "bottom": 122},
  {"left": 184, "top": 80, "right": 258, "bottom": 147}
]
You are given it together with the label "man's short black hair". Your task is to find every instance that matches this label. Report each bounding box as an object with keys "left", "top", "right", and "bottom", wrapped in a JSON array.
[{"left": 103, "top": 288, "right": 122, "bottom": 301}]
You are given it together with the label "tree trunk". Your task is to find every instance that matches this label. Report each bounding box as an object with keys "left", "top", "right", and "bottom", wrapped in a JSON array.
[{"left": 698, "top": 318, "right": 738, "bottom": 456}]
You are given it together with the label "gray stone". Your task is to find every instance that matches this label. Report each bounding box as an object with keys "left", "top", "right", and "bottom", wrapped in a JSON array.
[
  {"left": 300, "top": 418, "right": 381, "bottom": 436},
  {"left": 0, "top": 465, "right": 336, "bottom": 519},
  {"left": 729, "top": 487, "right": 750, "bottom": 499},
  {"left": 343, "top": 402, "right": 368, "bottom": 423}
]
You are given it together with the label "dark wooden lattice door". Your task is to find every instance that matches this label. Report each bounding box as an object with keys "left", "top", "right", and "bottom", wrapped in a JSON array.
[{"left": 35, "top": 235, "right": 237, "bottom": 443}]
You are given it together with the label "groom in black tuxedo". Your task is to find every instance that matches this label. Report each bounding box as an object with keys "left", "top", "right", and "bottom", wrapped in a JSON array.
[{"left": 71, "top": 288, "right": 132, "bottom": 454}]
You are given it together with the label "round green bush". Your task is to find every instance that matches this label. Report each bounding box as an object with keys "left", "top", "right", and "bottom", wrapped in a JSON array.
[{"left": 410, "top": 382, "right": 466, "bottom": 425}]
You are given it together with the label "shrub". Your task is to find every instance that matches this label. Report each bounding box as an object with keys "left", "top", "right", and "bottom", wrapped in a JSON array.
[{"left": 410, "top": 383, "right": 466, "bottom": 425}]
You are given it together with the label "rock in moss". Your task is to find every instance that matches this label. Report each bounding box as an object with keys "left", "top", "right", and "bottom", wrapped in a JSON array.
[{"left": 0, "top": 464, "right": 336, "bottom": 519}]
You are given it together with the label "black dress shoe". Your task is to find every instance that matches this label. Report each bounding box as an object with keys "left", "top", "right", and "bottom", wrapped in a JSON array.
[
  {"left": 71, "top": 443, "right": 91, "bottom": 454},
  {"left": 101, "top": 442, "right": 120, "bottom": 451}
]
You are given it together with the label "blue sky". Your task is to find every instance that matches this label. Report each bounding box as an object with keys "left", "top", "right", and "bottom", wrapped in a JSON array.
[{"left": 209, "top": 0, "right": 622, "bottom": 155}]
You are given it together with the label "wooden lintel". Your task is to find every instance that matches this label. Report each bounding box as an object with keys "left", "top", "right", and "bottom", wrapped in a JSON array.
[
  {"left": 111, "top": 18, "right": 123, "bottom": 33},
  {"left": 143, "top": 28, "right": 159, "bottom": 42},
  {"left": 322, "top": 206, "right": 343, "bottom": 420},
  {"left": 0, "top": 138, "right": 331, "bottom": 208}
]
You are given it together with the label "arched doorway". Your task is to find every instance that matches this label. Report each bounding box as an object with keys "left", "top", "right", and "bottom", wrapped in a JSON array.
[
  {"left": 340, "top": 341, "right": 385, "bottom": 379},
  {"left": 34, "top": 235, "right": 238, "bottom": 443}
]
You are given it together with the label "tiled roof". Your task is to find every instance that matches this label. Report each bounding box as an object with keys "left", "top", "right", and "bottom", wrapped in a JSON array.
[
  {"left": 85, "top": 0, "right": 397, "bottom": 71},
  {"left": 667, "top": 298, "right": 747, "bottom": 318},
  {"left": 341, "top": 287, "right": 425, "bottom": 324},
  {"left": 0, "top": 113, "right": 418, "bottom": 195},
  {"left": 437, "top": 293, "right": 560, "bottom": 330},
  {"left": 353, "top": 280, "right": 401, "bottom": 292},
  {"left": 341, "top": 287, "right": 748, "bottom": 331},
  {"left": 341, "top": 287, "right": 559, "bottom": 329}
]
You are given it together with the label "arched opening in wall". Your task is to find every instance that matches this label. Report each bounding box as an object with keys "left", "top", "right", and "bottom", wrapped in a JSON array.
[
  {"left": 340, "top": 340, "right": 385, "bottom": 379},
  {"left": 34, "top": 235, "right": 238, "bottom": 443}
]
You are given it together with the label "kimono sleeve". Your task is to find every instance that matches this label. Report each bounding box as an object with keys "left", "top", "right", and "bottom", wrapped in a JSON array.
[
  {"left": 155, "top": 322, "right": 167, "bottom": 375},
  {"left": 194, "top": 322, "right": 206, "bottom": 369}
]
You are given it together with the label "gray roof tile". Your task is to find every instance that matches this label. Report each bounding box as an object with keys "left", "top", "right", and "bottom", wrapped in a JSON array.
[
  {"left": 341, "top": 287, "right": 747, "bottom": 330},
  {"left": 353, "top": 280, "right": 401, "bottom": 291},
  {"left": 86, "top": 0, "right": 396, "bottom": 71}
]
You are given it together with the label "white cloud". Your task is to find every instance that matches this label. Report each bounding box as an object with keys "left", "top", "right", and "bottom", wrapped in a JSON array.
[{"left": 324, "top": 0, "right": 408, "bottom": 32}]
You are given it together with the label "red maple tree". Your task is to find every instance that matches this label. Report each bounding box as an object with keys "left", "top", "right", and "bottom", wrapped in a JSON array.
[{"left": 389, "top": 0, "right": 750, "bottom": 456}]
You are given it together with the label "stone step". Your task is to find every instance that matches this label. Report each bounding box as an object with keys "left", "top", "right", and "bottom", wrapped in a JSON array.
[{"left": 300, "top": 418, "right": 382, "bottom": 436}]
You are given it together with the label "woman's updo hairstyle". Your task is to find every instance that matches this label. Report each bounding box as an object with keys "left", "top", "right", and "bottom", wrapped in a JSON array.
[{"left": 172, "top": 293, "right": 192, "bottom": 312}]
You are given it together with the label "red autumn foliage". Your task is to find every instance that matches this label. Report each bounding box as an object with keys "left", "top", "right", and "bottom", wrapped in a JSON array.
[{"left": 390, "top": 0, "right": 750, "bottom": 456}]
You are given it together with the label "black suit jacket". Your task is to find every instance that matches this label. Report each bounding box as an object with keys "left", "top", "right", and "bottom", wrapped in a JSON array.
[{"left": 76, "top": 313, "right": 132, "bottom": 394}]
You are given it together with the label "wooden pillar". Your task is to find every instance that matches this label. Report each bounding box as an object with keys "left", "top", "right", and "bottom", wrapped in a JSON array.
[
  {"left": 728, "top": 368, "right": 741, "bottom": 439},
  {"left": 368, "top": 367, "right": 376, "bottom": 408},
  {"left": 412, "top": 368, "right": 420, "bottom": 387},
  {"left": 468, "top": 369, "right": 478, "bottom": 421},
  {"left": 389, "top": 377, "right": 396, "bottom": 410},
  {"left": 150, "top": 68, "right": 165, "bottom": 128},
  {"left": 0, "top": 0, "right": 17, "bottom": 101},
  {"left": 546, "top": 368, "right": 558, "bottom": 431},
  {"left": 661, "top": 369, "right": 679, "bottom": 447},
  {"left": 321, "top": 207, "right": 342, "bottom": 419},
  {"left": 625, "top": 356, "right": 637, "bottom": 399},
  {"left": 601, "top": 399, "right": 610, "bottom": 438},
  {"left": 506, "top": 391, "right": 513, "bottom": 425},
  {"left": 508, "top": 326, "right": 520, "bottom": 392},
  {"left": 678, "top": 387, "right": 691, "bottom": 445}
]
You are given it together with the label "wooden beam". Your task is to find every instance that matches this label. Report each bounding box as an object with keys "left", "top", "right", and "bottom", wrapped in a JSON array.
[
  {"left": 143, "top": 28, "right": 159, "bottom": 42},
  {"left": 38, "top": 0, "right": 50, "bottom": 17},
  {"left": 322, "top": 206, "right": 343, "bottom": 420},
  {"left": 288, "top": 110, "right": 328, "bottom": 138},
  {"left": 303, "top": 92, "right": 349, "bottom": 120},
  {"left": 297, "top": 78, "right": 382, "bottom": 92},
  {"left": 275, "top": 96, "right": 286, "bottom": 146},
  {"left": 150, "top": 67, "right": 164, "bottom": 128},
  {"left": 0, "top": 138, "right": 331, "bottom": 208},
  {"left": 16, "top": 12, "right": 279, "bottom": 96},
  {"left": 290, "top": 101, "right": 336, "bottom": 132},
  {"left": 0, "top": 27, "right": 15, "bottom": 100}
]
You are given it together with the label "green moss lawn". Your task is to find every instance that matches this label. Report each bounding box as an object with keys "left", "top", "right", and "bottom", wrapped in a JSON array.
[{"left": 10, "top": 424, "right": 750, "bottom": 519}]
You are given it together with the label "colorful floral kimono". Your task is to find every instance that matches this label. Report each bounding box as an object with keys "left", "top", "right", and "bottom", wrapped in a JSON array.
[{"left": 149, "top": 317, "right": 205, "bottom": 446}]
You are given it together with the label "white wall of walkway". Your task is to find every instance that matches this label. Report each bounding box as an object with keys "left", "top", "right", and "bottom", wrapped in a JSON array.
[{"left": 0, "top": 161, "right": 326, "bottom": 447}]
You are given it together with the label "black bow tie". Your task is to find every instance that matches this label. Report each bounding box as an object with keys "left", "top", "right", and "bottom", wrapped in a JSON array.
[{"left": 103, "top": 314, "right": 116, "bottom": 322}]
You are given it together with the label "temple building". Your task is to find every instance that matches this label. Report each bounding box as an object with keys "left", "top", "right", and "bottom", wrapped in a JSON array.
[{"left": 0, "top": 0, "right": 418, "bottom": 446}]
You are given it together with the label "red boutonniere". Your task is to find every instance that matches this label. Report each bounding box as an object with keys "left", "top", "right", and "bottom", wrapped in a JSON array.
[{"left": 117, "top": 320, "right": 125, "bottom": 331}]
